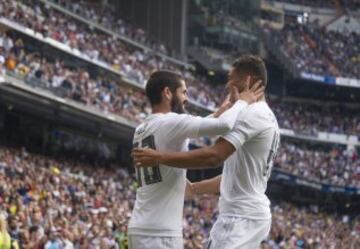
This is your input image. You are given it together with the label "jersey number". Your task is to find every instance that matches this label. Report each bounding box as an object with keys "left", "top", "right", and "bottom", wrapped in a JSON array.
[
  {"left": 263, "top": 131, "right": 280, "bottom": 179},
  {"left": 133, "top": 135, "right": 162, "bottom": 186}
]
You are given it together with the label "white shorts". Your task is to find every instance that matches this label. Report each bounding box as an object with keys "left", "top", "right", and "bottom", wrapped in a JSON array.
[
  {"left": 205, "top": 216, "right": 271, "bottom": 249},
  {"left": 128, "top": 235, "right": 184, "bottom": 249}
]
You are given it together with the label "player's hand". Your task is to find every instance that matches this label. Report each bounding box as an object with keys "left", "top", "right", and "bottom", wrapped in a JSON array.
[
  {"left": 185, "top": 181, "right": 195, "bottom": 200},
  {"left": 213, "top": 94, "right": 231, "bottom": 118},
  {"left": 132, "top": 148, "right": 160, "bottom": 168},
  {"left": 229, "top": 85, "right": 240, "bottom": 104},
  {"left": 238, "top": 76, "right": 264, "bottom": 104}
]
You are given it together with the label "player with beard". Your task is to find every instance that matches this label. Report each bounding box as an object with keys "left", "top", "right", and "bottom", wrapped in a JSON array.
[{"left": 128, "top": 70, "right": 263, "bottom": 249}]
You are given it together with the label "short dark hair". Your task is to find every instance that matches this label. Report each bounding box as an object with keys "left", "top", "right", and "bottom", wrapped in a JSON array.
[
  {"left": 145, "top": 71, "right": 183, "bottom": 106},
  {"left": 232, "top": 55, "right": 268, "bottom": 87}
]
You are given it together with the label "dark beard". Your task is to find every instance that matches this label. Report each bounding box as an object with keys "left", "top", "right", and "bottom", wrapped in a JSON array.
[{"left": 171, "top": 96, "right": 186, "bottom": 114}]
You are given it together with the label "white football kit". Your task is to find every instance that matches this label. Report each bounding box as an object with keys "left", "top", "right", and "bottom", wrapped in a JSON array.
[
  {"left": 128, "top": 100, "right": 248, "bottom": 249},
  {"left": 207, "top": 101, "right": 280, "bottom": 249}
]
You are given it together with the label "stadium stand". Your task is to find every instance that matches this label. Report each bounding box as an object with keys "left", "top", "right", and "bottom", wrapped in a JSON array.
[
  {"left": 1, "top": 32, "right": 359, "bottom": 137},
  {"left": 0, "top": 33, "right": 150, "bottom": 123},
  {"left": 45, "top": 0, "right": 169, "bottom": 55},
  {"left": 267, "top": 21, "right": 360, "bottom": 79},
  {"left": 0, "top": 0, "right": 220, "bottom": 109},
  {"left": 270, "top": 99, "right": 360, "bottom": 136},
  {"left": 275, "top": 139, "right": 360, "bottom": 187},
  {"left": 309, "top": 24, "right": 360, "bottom": 79}
]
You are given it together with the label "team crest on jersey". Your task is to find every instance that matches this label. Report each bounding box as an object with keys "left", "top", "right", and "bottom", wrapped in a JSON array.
[{"left": 136, "top": 123, "right": 148, "bottom": 136}]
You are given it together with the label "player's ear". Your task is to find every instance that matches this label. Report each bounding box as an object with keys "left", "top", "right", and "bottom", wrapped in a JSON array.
[{"left": 163, "top": 87, "right": 172, "bottom": 101}]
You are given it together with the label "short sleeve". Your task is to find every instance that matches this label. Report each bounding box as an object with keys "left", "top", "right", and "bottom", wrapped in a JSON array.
[
  {"left": 161, "top": 114, "right": 203, "bottom": 140},
  {"left": 162, "top": 100, "right": 248, "bottom": 141},
  {"left": 221, "top": 106, "right": 268, "bottom": 150},
  {"left": 221, "top": 119, "right": 258, "bottom": 150}
]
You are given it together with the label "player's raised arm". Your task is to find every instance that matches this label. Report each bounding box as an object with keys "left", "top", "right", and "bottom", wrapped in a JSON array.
[
  {"left": 171, "top": 79, "right": 263, "bottom": 139},
  {"left": 133, "top": 101, "right": 271, "bottom": 169}
]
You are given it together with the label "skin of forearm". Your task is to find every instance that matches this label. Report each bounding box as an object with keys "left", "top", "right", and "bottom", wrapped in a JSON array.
[
  {"left": 193, "top": 175, "right": 221, "bottom": 195},
  {"left": 160, "top": 147, "right": 223, "bottom": 169}
]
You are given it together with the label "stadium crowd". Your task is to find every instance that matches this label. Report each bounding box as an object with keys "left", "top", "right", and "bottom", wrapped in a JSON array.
[
  {"left": 0, "top": 0, "right": 219, "bottom": 109},
  {"left": 0, "top": 146, "right": 359, "bottom": 249},
  {"left": 0, "top": 147, "right": 134, "bottom": 249},
  {"left": 1, "top": 39, "right": 150, "bottom": 123},
  {"left": 270, "top": 23, "right": 333, "bottom": 76},
  {"left": 47, "top": 0, "right": 169, "bottom": 55},
  {"left": 3, "top": 0, "right": 358, "bottom": 82},
  {"left": 308, "top": 24, "right": 360, "bottom": 79},
  {"left": 270, "top": 21, "right": 360, "bottom": 79},
  {"left": 275, "top": 140, "right": 360, "bottom": 188},
  {"left": 270, "top": 99, "right": 360, "bottom": 136},
  {"left": 1, "top": 31, "right": 359, "bottom": 137}
]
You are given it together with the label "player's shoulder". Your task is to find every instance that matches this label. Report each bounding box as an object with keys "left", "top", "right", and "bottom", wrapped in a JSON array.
[
  {"left": 134, "top": 113, "right": 166, "bottom": 136},
  {"left": 242, "top": 101, "right": 277, "bottom": 126},
  {"left": 163, "top": 112, "right": 186, "bottom": 118},
  {"left": 161, "top": 112, "right": 194, "bottom": 123},
  {"left": 242, "top": 101, "right": 267, "bottom": 117},
  {"left": 144, "top": 112, "right": 194, "bottom": 129}
]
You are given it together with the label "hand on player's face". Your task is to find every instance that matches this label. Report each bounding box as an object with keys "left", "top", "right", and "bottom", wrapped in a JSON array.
[
  {"left": 132, "top": 148, "right": 160, "bottom": 168},
  {"left": 229, "top": 85, "right": 240, "bottom": 104},
  {"left": 218, "top": 93, "right": 232, "bottom": 111},
  {"left": 237, "top": 76, "right": 264, "bottom": 104}
]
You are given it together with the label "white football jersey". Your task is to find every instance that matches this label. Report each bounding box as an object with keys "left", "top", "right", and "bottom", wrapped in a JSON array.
[
  {"left": 128, "top": 101, "right": 248, "bottom": 237},
  {"left": 128, "top": 113, "right": 189, "bottom": 237},
  {"left": 220, "top": 101, "right": 280, "bottom": 220}
]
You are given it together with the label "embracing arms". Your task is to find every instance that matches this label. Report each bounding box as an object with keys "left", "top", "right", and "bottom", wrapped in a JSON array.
[{"left": 132, "top": 138, "right": 235, "bottom": 169}]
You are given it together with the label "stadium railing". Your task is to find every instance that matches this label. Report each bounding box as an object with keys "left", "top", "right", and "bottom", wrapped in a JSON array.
[
  {"left": 0, "top": 72, "right": 135, "bottom": 127},
  {"left": 272, "top": 168, "right": 360, "bottom": 195}
]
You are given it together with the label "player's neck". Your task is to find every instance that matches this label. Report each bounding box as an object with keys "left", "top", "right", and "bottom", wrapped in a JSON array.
[
  {"left": 258, "top": 94, "right": 266, "bottom": 102},
  {"left": 151, "top": 104, "right": 171, "bottom": 114}
]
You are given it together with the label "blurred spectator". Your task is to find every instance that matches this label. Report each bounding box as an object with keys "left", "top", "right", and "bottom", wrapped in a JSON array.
[
  {"left": 0, "top": 212, "right": 11, "bottom": 249},
  {"left": 44, "top": 230, "right": 62, "bottom": 249},
  {"left": 0, "top": 212, "right": 19, "bottom": 249}
]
